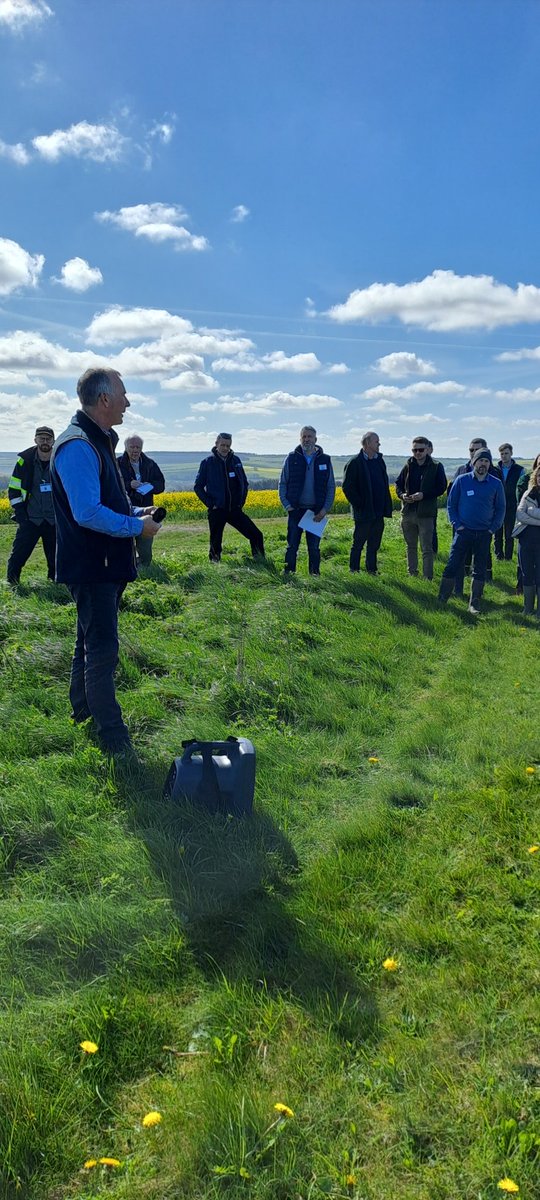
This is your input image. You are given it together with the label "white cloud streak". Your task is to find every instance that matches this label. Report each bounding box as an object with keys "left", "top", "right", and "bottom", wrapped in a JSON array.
[
  {"left": 327, "top": 270, "right": 540, "bottom": 332},
  {"left": 211, "top": 350, "right": 322, "bottom": 374},
  {"left": 96, "top": 203, "right": 209, "bottom": 251},
  {"left": 362, "top": 381, "right": 465, "bottom": 402}
]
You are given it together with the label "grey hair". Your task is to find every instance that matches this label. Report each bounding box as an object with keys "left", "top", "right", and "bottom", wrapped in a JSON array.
[
  {"left": 77, "top": 368, "right": 120, "bottom": 408},
  {"left": 125, "top": 435, "right": 144, "bottom": 448},
  {"left": 469, "top": 436, "right": 487, "bottom": 448},
  {"left": 361, "top": 430, "right": 378, "bottom": 447},
  {"left": 300, "top": 425, "right": 317, "bottom": 436}
]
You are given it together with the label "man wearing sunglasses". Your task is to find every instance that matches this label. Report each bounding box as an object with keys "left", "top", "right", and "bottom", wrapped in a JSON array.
[
  {"left": 395, "top": 437, "right": 447, "bottom": 580},
  {"left": 7, "top": 425, "right": 56, "bottom": 586}
]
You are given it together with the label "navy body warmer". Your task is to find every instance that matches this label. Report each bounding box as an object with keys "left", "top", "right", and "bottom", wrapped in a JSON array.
[
  {"left": 51, "top": 410, "right": 137, "bottom": 585},
  {"left": 285, "top": 446, "right": 331, "bottom": 510}
]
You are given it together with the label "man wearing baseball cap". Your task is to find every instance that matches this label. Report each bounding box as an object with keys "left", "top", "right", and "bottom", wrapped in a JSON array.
[
  {"left": 438, "top": 447, "right": 506, "bottom": 615},
  {"left": 7, "top": 425, "right": 56, "bottom": 586}
]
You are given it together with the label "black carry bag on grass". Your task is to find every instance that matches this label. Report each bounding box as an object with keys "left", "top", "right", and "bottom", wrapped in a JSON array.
[{"left": 163, "top": 736, "right": 255, "bottom": 816}]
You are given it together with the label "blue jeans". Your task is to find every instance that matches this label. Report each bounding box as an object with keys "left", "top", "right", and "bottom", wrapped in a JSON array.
[
  {"left": 443, "top": 528, "right": 492, "bottom": 583},
  {"left": 285, "top": 508, "right": 321, "bottom": 573},
  {"left": 68, "top": 583, "right": 130, "bottom": 750}
]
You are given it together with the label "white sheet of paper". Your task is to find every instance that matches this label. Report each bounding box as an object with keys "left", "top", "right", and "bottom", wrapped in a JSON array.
[
  {"left": 298, "top": 509, "right": 329, "bottom": 538},
  {"left": 136, "top": 481, "right": 154, "bottom": 495}
]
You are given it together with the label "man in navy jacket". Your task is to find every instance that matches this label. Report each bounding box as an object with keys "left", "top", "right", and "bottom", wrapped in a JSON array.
[
  {"left": 194, "top": 434, "right": 264, "bottom": 562},
  {"left": 51, "top": 369, "right": 161, "bottom": 755},
  {"left": 117, "top": 435, "right": 165, "bottom": 566},
  {"left": 279, "top": 425, "right": 335, "bottom": 575},
  {"left": 438, "top": 448, "right": 505, "bottom": 615}
]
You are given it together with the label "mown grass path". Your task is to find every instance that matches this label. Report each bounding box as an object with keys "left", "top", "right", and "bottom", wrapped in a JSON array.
[{"left": 0, "top": 517, "right": 538, "bottom": 1200}]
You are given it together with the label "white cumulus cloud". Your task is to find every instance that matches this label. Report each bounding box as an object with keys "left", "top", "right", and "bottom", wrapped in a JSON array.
[
  {"left": 324, "top": 362, "right": 350, "bottom": 375},
  {"left": 191, "top": 390, "right": 343, "bottom": 415},
  {"left": 495, "top": 346, "right": 540, "bottom": 362},
  {"left": 327, "top": 269, "right": 540, "bottom": 332},
  {"left": 96, "top": 203, "right": 209, "bottom": 251},
  {"left": 0, "top": 0, "right": 52, "bottom": 31},
  {"left": 362, "top": 380, "right": 465, "bottom": 402},
  {"left": 33, "top": 120, "right": 128, "bottom": 163},
  {"left": 211, "top": 350, "right": 322, "bottom": 374},
  {"left": 0, "top": 138, "right": 30, "bottom": 164},
  {"left": 54, "top": 257, "right": 103, "bottom": 292},
  {"left": 160, "top": 370, "right": 219, "bottom": 393},
  {"left": 230, "top": 204, "right": 250, "bottom": 223},
  {"left": 373, "top": 351, "right": 437, "bottom": 378},
  {"left": 0, "top": 237, "right": 44, "bottom": 295}
]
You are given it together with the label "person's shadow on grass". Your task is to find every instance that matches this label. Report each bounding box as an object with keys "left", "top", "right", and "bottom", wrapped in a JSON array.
[{"left": 117, "top": 757, "right": 378, "bottom": 1045}]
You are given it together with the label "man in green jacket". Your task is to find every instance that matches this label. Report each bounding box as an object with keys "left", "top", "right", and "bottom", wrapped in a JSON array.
[{"left": 395, "top": 436, "right": 447, "bottom": 580}]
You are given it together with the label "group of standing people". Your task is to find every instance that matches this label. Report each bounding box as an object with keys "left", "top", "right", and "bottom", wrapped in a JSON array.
[{"left": 4, "top": 367, "right": 540, "bottom": 757}]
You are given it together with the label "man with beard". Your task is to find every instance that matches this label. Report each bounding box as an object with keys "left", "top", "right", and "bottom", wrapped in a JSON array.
[
  {"left": 194, "top": 433, "right": 265, "bottom": 562},
  {"left": 438, "top": 448, "right": 506, "bottom": 615},
  {"left": 7, "top": 425, "right": 56, "bottom": 586}
]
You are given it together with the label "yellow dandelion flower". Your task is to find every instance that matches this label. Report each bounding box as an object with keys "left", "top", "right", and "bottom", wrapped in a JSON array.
[
  {"left": 346, "top": 1174, "right": 357, "bottom": 1186},
  {"left": 83, "top": 1159, "right": 97, "bottom": 1169},
  {"left": 98, "top": 1157, "right": 122, "bottom": 1167},
  {"left": 142, "top": 1110, "right": 162, "bottom": 1127},
  {"left": 383, "top": 957, "right": 399, "bottom": 971},
  {"left": 274, "top": 1103, "right": 294, "bottom": 1118},
  {"left": 79, "top": 1040, "right": 98, "bottom": 1054},
  {"left": 525, "top": 766, "right": 536, "bottom": 775},
  {"left": 528, "top": 844, "right": 540, "bottom": 854},
  {"left": 368, "top": 756, "right": 379, "bottom": 764},
  {"left": 497, "top": 1180, "right": 519, "bottom": 1194}
]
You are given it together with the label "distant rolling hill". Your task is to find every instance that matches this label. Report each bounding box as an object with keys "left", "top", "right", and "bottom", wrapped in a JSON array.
[{"left": 0, "top": 449, "right": 473, "bottom": 492}]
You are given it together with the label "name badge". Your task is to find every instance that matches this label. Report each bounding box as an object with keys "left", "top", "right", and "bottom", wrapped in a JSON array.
[
  {"left": 319, "top": 463, "right": 328, "bottom": 470},
  {"left": 40, "top": 483, "right": 52, "bottom": 493},
  {"left": 229, "top": 471, "right": 236, "bottom": 477},
  {"left": 467, "top": 489, "right": 474, "bottom": 496}
]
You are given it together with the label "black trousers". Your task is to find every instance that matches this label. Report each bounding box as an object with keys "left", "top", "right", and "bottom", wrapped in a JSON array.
[
  {"left": 7, "top": 518, "right": 56, "bottom": 582},
  {"left": 208, "top": 507, "right": 265, "bottom": 561},
  {"left": 350, "top": 516, "right": 384, "bottom": 572},
  {"left": 494, "top": 509, "right": 517, "bottom": 560}
]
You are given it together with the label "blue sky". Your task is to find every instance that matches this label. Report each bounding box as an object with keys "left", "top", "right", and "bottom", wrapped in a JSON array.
[{"left": 2, "top": 0, "right": 540, "bottom": 458}]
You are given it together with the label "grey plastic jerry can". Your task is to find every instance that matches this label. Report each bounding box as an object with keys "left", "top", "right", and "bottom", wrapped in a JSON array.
[{"left": 163, "top": 737, "right": 255, "bottom": 816}]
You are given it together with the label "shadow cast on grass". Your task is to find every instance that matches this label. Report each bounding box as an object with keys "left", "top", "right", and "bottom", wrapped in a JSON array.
[{"left": 117, "top": 757, "right": 379, "bottom": 1045}]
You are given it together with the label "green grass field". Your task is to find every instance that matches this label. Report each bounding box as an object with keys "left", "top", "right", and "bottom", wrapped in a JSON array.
[{"left": 0, "top": 515, "right": 538, "bottom": 1200}]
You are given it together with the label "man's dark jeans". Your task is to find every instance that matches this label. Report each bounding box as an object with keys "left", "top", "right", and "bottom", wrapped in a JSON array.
[
  {"left": 443, "top": 528, "right": 492, "bottom": 583},
  {"left": 68, "top": 582, "right": 130, "bottom": 751},
  {"left": 7, "top": 518, "right": 55, "bottom": 582},
  {"left": 207, "top": 507, "right": 264, "bottom": 561},
  {"left": 350, "top": 515, "right": 384, "bottom": 573},
  {"left": 494, "top": 509, "right": 517, "bottom": 560},
  {"left": 285, "top": 508, "right": 321, "bottom": 574}
]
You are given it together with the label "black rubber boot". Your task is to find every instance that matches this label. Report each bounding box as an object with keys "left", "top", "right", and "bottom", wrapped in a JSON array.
[
  {"left": 523, "top": 586, "right": 536, "bottom": 616},
  {"left": 468, "top": 579, "right": 484, "bottom": 615}
]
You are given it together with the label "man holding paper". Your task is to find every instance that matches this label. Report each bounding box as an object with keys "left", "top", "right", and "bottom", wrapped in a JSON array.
[
  {"left": 118, "top": 435, "right": 165, "bottom": 566},
  {"left": 279, "top": 426, "right": 335, "bottom": 575}
]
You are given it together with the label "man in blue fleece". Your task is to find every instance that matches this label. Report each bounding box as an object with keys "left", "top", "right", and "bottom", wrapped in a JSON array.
[{"left": 438, "top": 447, "right": 506, "bottom": 615}]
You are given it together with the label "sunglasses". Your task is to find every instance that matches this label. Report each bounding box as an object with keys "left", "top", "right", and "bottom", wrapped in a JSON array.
[{"left": 412, "top": 446, "right": 427, "bottom": 453}]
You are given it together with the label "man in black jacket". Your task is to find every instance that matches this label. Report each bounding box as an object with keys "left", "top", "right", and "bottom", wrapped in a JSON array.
[
  {"left": 494, "top": 443, "right": 524, "bottom": 561},
  {"left": 7, "top": 425, "right": 56, "bottom": 586},
  {"left": 395, "top": 437, "right": 447, "bottom": 579},
  {"left": 342, "top": 431, "right": 393, "bottom": 573},
  {"left": 194, "top": 433, "right": 264, "bottom": 562},
  {"left": 117, "top": 435, "right": 165, "bottom": 565}
]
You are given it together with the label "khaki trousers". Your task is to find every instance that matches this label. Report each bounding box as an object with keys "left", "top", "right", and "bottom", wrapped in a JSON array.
[{"left": 401, "top": 510, "right": 435, "bottom": 579}]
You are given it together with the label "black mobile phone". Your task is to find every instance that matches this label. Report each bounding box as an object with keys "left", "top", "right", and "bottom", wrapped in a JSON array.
[{"left": 152, "top": 506, "right": 167, "bottom": 523}]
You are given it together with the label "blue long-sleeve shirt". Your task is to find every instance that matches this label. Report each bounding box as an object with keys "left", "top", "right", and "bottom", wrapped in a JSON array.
[
  {"left": 55, "top": 440, "right": 144, "bottom": 537},
  {"left": 447, "top": 471, "right": 506, "bottom": 532}
]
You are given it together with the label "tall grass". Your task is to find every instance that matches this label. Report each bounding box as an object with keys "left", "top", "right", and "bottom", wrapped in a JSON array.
[{"left": 0, "top": 515, "right": 538, "bottom": 1200}]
